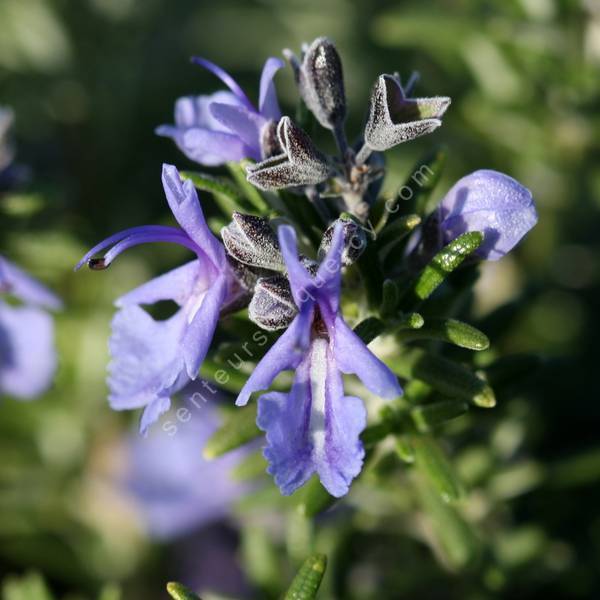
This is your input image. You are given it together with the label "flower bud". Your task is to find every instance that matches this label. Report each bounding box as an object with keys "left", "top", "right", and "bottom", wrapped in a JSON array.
[
  {"left": 221, "top": 212, "right": 285, "bottom": 272},
  {"left": 259, "top": 119, "right": 282, "bottom": 159},
  {"left": 318, "top": 218, "right": 367, "bottom": 266},
  {"left": 248, "top": 275, "right": 298, "bottom": 330},
  {"left": 437, "top": 169, "right": 537, "bottom": 261},
  {"left": 364, "top": 75, "right": 450, "bottom": 152},
  {"left": 298, "top": 37, "right": 347, "bottom": 131},
  {"left": 246, "top": 117, "right": 330, "bottom": 190}
]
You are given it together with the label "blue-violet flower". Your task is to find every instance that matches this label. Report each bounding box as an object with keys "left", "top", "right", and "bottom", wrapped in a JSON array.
[
  {"left": 437, "top": 169, "right": 538, "bottom": 260},
  {"left": 156, "top": 57, "right": 284, "bottom": 166},
  {"left": 236, "top": 223, "right": 402, "bottom": 497},
  {"left": 76, "top": 164, "right": 243, "bottom": 433}
]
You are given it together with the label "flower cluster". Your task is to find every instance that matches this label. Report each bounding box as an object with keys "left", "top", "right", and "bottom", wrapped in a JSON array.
[{"left": 78, "top": 37, "right": 538, "bottom": 497}]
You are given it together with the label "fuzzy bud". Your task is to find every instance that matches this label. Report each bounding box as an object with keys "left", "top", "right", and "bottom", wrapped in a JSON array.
[
  {"left": 318, "top": 218, "right": 367, "bottom": 266},
  {"left": 298, "top": 37, "right": 347, "bottom": 131},
  {"left": 364, "top": 74, "right": 450, "bottom": 152},
  {"left": 246, "top": 117, "right": 330, "bottom": 190},
  {"left": 248, "top": 275, "right": 298, "bottom": 330},
  {"left": 221, "top": 212, "right": 285, "bottom": 272}
]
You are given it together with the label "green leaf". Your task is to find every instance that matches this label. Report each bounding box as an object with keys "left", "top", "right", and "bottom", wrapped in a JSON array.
[
  {"left": 411, "top": 435, "right": 463, "bottom": 502},
  {"left": 380, "top": 279, "right": 401, "bottom": 319},
  {"left": 2, "top": 572, "right": 54, "bottom": 600},
  {"left": 97, "top": 584, "right": 121, "bottom": 600},
  {"left": 410, "top": 400, "right": 469, "bottom": 432},
  {"left": 395, "top": 435, "right": 416, "bottom": 463},
  {"left": 353, "top": 316, "right": 385, "bottom": 345},
  {"left": 401, "top": 232, "right": 483, "bottom": 308},
  {"left": 391, "top": 348, "right": 496, "bottom": 408},
  {"left": 179, "top": 170, "right": 249, "bottom": 216},
  {"left": 394, "top": 311, "right": 425, "bottom": 331},
  {"left": 284, "top": 553, "right": 328, "bottom": 600},
  {"left": 415, "top": 475, "right": 480, "bottom": 570},
  {"left": 199, "top": 358, "right": 254, "bottom": 394},
  {"left": 203, "top": 406, "right": 261, "bottom": 459},
  {"left": 227, "top": 161, "right": 269, "bottom": 212},
  {"left": 371, "top": 146, "right": 446, "bottom": 226},
  {"left": 356, "top": 240, "right": 385, "bottom": 309},
  {"left": 361, "top": 420, "right": 394, "bottom": 448},
  {"left": 396, "top": 318, "right": 490, "bottom": 350},
  {"left": 232, "top": 450, "right": 267, "bottom": 481},
  {"left": 241, "top": 526, "right": 284, "bottom": 593},
  {"left": 166, "top": 582, "right": 201, "bottom": 600},
  {"left": 377, "top": 213, "right": 421, "bottom": 242},
  {"left": 377, "top": 214, "right": 422, "bottom": 263},
  {"left": 297, "top": 477, "right": 336, "bottom": 517},
  {"left": 403, "top": 379, "right": 433, "bottom": 404},
  {"left": 407, "top": 146, "right": 447, "bottom": 217}
]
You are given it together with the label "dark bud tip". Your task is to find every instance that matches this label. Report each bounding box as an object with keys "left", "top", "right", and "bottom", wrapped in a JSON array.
[{"left": 88, "top": 258, "right": 108, "bottom": 270}]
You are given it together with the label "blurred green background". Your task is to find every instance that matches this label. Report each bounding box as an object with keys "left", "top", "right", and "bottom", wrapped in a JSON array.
[{"left": 1, "top": 0, "right": 599, "bottom": 598}]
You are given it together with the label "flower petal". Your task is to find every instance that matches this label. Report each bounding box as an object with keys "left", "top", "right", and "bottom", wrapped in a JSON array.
[
  {"left": 156, "top": 125, "right": 249, "bottom": 166},
  {"left": 315, "top": 348, "right": 366, "bottom": 497},
  {"left": 191, "top": 57, "right": 254, "bottom": 111},
  {"left": 108, "top": 305, "right": 190, "bottom": 413},
  {"left": 0, "top": 256, "right": 62, "bottom": 310},
  {"left": 257, "top": 375, "right": 315, "bottom": 495},
  {"left": 116, "top": 260, "right": 203, "bottom": 308},
  {"left": 0, "top": 301, "right": 57, "bottom": 399},
  {"left": 209, "top": 102, "right": 263, "bottom": 158},
  {"left": 333, "top": 315, "right": 402, "bottom": 399},
  {"left": 257, "top": 338, "right": 367, "bottom": 497},
  {"left": 161, "top": 164, "right": 225, "bottom": 267},
  {"left": 139, "top": 396, "right": 171, "bottom": 436},
  {"left": 439, "top": 169, "right": 537, "bottom": 260},
  {"left": 173, "top": 92, "right": 243, "bottom": 132},
  {"left": 277, "top": 225, "right": 314, "bottom": 308},
  {"left": 258, "top": 57, "right": 284, "bottom": 121},
  {"left": 236, "top": 307, "right": 312, "bottom": 406},
  {"left": 182, "top": 272, "right": 228, "bottom": 379},
  {"left": 315, "top": 221, "right": 344, "bottom": 317}
]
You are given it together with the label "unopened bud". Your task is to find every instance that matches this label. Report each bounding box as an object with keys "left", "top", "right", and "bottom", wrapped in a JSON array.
[
  {"left": 249, "top": 275, "right": 298, "bottom": 330},
  {"left": 221, "top": 212, "right": 285, "bottom": 272},
  {"left": 246, "top": 117, "right": 330, "bottom": 190},
  {"left": 298, "top": 37, "right": 346, "bottom": 131},
  {"left": 318, "top": 218, "right": 367, "bottom": 266}
]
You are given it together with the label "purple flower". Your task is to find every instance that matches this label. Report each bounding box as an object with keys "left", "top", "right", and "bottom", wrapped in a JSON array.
[
  {"left": 438, "top": 169, "right": 537, "bottom": 261},
  {"left": 123, "top": 395, "right": 250, "bottom": 541},
  {"left": 156, "top": 57, "right": 284, "bottom": 166},
  {"left": 236, "top": 224, "right": 402, "bottom": 497},
  {"left": 76, "top": 164, "right": 244, "bottom": 434},
  {"left": 0, "top": 256, "right": 61, "bottom": 400}
]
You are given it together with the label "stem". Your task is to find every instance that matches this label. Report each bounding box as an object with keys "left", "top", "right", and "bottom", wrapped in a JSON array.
[
  {"left": 333, "top": 123, "right": 348, "bottom": 158},
  {"left": 354, "top": 143, "right": 372, "bottom": 166},
  {"left": 305, "top": 187, "right": 329, "bottom": 224}
]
